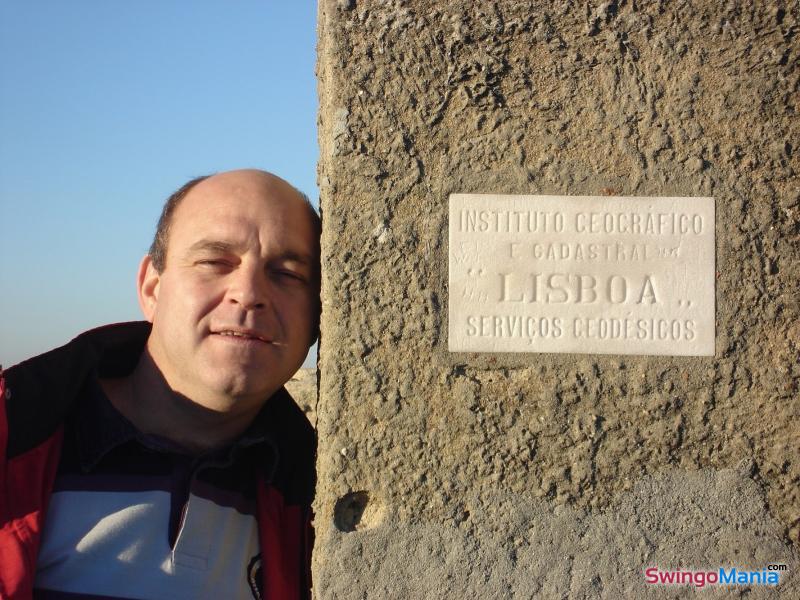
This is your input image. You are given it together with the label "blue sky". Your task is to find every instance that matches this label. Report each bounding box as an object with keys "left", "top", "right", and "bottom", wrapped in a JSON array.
[{"left": 0, "top": 1, "right": 319, "bottom": 368}]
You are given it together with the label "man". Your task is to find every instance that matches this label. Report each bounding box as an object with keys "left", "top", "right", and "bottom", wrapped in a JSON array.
[{"left": 0, "top": 170, "right": 319, "bottom": 599}]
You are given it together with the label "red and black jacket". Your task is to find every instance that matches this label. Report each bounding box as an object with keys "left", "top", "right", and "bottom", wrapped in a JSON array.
[{"left": 0, "top": 322, "right": 315, "bottom": 600}]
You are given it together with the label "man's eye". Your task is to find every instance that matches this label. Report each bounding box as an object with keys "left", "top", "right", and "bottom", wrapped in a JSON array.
[
  {"left": 197, "top": 259, "right": 231, "bottom": 268},
  {"left": 274, "top": 270, "right": 307, "bottom": 282}
]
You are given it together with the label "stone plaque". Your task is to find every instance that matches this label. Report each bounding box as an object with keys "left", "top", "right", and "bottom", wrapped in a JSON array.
[{"left": 449, "top": 194, "right": 715, "bottom": 356}]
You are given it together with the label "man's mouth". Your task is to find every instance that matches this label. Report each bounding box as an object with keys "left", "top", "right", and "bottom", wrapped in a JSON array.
[{"left": 212, "top": 329, "right": 272, "bottom": 343}]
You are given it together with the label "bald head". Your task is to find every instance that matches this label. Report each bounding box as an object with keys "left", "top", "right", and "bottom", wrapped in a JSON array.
[{"left": 149, "top": 169, "right": 319, "bottom": 273}]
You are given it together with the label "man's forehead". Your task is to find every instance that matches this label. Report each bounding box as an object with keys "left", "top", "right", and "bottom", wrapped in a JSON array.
[
  {"left": 188, "top": 170, "right": 305, "bottom": 207},
  {"left": 167, "top": 170, "right": 319, "bottom": 255},
  {"left": 169, "top": 171, "right": 310, "bottom": 229}
]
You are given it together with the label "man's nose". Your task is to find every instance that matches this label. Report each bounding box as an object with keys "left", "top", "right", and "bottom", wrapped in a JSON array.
[{"left": 228, "top": 266, "right": 269, "bottom": 310}]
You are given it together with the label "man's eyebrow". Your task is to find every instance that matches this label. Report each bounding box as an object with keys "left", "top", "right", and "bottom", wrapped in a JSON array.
[{"left": 186, "top": 240, "right": 242, "bottom": 254}]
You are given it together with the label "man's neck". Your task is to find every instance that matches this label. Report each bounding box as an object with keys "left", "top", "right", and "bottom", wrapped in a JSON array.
[{"left": 100, "top": 352, "right": 261, "bottom": 456}]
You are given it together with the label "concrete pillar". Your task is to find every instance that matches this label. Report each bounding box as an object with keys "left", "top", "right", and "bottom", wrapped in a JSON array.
[{"left": 315, "top": 1, "right": 799, "bottom": 597}]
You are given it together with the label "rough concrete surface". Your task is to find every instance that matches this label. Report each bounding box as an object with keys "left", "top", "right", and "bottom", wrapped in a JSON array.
[
  {"left": 318, "top": 469, "right": 798, "bottom": 599},
  {"left": 286, "top": 367, "right": 318, "bottom": 426},
  {"left": 315, "top": 0, "right": 799, "bottom": 597}
]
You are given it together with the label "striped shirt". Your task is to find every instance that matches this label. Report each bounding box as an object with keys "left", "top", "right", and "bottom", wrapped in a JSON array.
[{"left": 34, "top": 376, "right": 275, "bottom": 600}]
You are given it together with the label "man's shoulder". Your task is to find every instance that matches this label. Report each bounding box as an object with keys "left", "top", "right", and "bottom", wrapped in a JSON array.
[{"left": 2, "top": 322, "right": 151, "bottom": 459}]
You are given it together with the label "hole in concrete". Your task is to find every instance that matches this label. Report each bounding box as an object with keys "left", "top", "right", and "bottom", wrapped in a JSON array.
[{"left": 334, "top": 491, "right": 370, "bottom": 532}]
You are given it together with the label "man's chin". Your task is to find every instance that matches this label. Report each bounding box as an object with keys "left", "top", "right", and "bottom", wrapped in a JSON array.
[
  {"left": 202, "top": 370, "right": 280, "bottom": 404},
  {"left": 199, "top": 352, "right": 302, "bottom": 403}
]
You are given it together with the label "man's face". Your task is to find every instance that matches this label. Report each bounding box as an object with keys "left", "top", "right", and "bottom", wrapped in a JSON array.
[{"left": 138, "top": 170, "right": 319, "bottom": 414}]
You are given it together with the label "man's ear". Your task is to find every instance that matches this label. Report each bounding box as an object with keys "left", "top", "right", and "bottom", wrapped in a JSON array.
[{"left": 137, "top": 255, "right": 161, "bottom": 322}]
